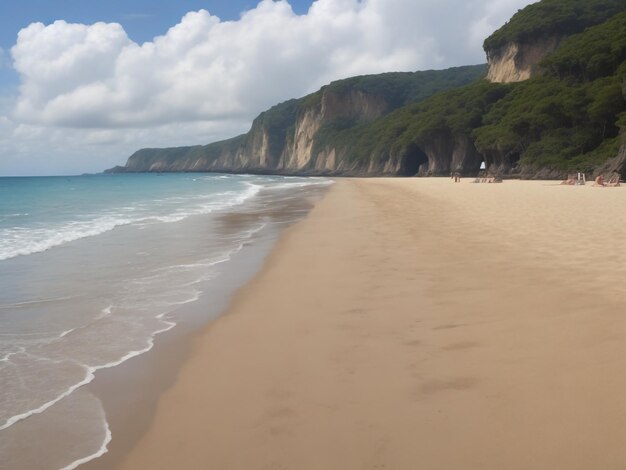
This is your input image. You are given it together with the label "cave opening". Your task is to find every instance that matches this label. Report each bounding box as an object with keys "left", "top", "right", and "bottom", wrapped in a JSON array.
[
  {"left": 508, "top": 152, "right": 521, "bottom": 169},
  {"left": 399, "top": 144, "right": 429, "bottom": 176}
]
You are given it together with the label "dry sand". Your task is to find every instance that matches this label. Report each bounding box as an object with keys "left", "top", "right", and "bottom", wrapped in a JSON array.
[{"left": 119, "top": 178, "right": 626, "bottom": 470}]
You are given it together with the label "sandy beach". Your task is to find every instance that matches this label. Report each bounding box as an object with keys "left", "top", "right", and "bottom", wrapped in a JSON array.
[{"left": 118, "top": 178, "right": 626, "bottom": 470}]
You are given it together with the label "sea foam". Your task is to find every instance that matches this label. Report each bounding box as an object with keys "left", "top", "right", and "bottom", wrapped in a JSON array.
[{"left": 0, "top": 177, "right": 264, "bottom": 261}]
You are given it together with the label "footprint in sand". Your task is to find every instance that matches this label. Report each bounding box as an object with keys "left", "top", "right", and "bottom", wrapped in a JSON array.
[
  {"left": 441, "top": 341, "right": 480, "bottom": 351},
  {"left": 419, "top": 377, "right": 479, "bottom": 396}
]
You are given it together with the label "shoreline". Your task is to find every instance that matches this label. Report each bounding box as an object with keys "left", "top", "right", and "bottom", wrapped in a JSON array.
[
  {"left": 117, "top": 178, "right": 626, "bottom": 469},
  {"left": 74, "top": 182, "right": 330, "bottom": 470},
  {"left": 81, "top": 228, "right": 282, "bottom": 470}
]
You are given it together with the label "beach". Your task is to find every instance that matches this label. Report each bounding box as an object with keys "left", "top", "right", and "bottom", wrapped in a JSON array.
[
  {"left": 117, "top": 178, "right": 626, "bottom": 470},
  {"left": 0, "top": 174, "right": 331, "bottom": 469}
]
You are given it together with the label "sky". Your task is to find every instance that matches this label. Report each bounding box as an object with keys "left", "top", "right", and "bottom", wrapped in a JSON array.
[{"left": 0, "top": 0, "right": 536, "bottom": 176}]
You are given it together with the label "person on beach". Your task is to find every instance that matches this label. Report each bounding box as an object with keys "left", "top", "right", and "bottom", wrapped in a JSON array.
[
  {"left": 606, "top": 174, "right": 621, "bottom": 186},
  {"left": 594, "top": 175, "right": 606, "bottom": 186}
]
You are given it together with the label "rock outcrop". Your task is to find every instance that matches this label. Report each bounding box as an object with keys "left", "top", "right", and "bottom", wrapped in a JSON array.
[
  {"left": 593, "top": 78, "right": 626, "bottom": 179},
  {"left": 412, "top": 132, "right": 483, "bottom": 176},
  {"left": 279, "top": 88, "right": 389, "bottom": 172},
  {"left": 485, "top": 36, "right": 562, "bottom": 83},
  {"left": 591, "top": 143, "right": 626, "bottom": 178},
  {"left": 482, "top": 0, "right": 626, "bottom": 84},
  {"left": 116, "top": 88, "right": 395, "bottom": 176}
]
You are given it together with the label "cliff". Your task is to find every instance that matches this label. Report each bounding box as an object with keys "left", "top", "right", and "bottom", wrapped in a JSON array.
[
  {"left": 334, "top": 8, "right": 626, "bottom": 179},
  {"left": 108, "top": 0, "right": 626, "bottom": 180},
  {"left": 483, "top": 0, "right": 626, "bottom": 83},
  {"left": 593, "top": 78, "right": 626, "bottom": 178},
  {"left": 486, "top": 36, "right": 562, "bottom": 83},
  {"left": 109, "top": 65, "right": 487, "bottom": 176}
]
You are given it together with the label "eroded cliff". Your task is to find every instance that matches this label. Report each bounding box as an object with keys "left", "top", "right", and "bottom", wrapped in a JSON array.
[
  {"left": 110, "top": 65, "right": 487, "bottom": 176},
  {"left": 486, "top": 36, "right": 562, "bottom": 83},
  {"left": 483, "top": 0, "right": 625, "bottom": 83}
]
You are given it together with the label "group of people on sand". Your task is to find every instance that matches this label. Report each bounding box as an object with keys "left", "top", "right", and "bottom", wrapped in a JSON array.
[
  {"left": 593, "top": 174, "right": 621, "bottom": 186},
  {"left": 561, "top": 173, "right": 621, "bottom": 186},
  {"left": 453, "top": 170, "right": 621, "bottom": 186},
  {"left": 474, "top": 175, "right": 503, "bottom": 183},
  {"left": 451, "top": 171, "right": 503, "bottom": 183},
  {"left": 560, "top": 172, "right": 584, "bottom": 185}
]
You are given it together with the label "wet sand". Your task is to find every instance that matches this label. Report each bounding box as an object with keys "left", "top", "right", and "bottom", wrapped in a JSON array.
[
  {"left": 118, "top": 178, "right": 626, "bottom": 469},
  {"left": 82, "top": 185, "right": 326, "bottom": 470}
]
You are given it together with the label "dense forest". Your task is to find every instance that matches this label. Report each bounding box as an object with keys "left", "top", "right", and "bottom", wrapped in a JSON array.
[{"left": 483, "top": 0, "right": 626, "bottom": 50}]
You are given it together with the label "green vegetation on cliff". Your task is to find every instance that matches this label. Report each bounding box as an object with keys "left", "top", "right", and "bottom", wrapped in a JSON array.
[
  {"left": 241, "top": 66, "right": 488, "bottom": 165},
  {"left": 302, "top": 65, "right": 487, "bottom": 111},
  {"left": 312, "top": 80, "right": 513, "bottom": 163},
  {"left": 541, "top": 10, "right": 626, "bottom": 80},
  {"left": 483, "top": 0, "right": 626, "bottom": 51},
  {"left": 476, "top": 12, "right": 626, "bottom": 172},
  {"left": 123, "top": 135, "right": 246, "bottom": 172},
  {"left": 113, "top": 0, "right": 626, "bottom": 178},
  {"left": 117, "top": 64, "right": 487, "bottom": 172},
  {"left": 305, "top": 66, "right": 487, "bottom": 160},
  {"left": 246, "top": 99, "right": 299, "bottom": 160},
  {"left": 325, "top": 10, "right": 626, "bottom": 175}
]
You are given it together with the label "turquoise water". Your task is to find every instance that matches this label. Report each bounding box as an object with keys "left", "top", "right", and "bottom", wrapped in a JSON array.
[
  {"left": 0, "top": 173, "right": 265, "bottom": 261},
  {"left": 0, "top": 173, "right": 330, "bottom": 469}
]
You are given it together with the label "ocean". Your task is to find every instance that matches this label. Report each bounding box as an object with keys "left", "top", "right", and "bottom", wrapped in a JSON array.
[{"left": 0, "top": 173, "right": 331, "bottom": 469}]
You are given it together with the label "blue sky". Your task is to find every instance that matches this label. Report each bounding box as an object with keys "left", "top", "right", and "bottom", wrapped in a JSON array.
[
  {"left": 0, "top": 1, "right": 311, "bottom": 46},
  {"left": 0, "top": 0, "right": 534, "bottom": 175}
]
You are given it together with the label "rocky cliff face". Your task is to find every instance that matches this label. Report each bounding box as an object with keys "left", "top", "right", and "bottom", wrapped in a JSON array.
[
  {"left": 108, "top": 65, "right": 488, "bottom": 177},
  {"left": 416, "top": 132, "right": 483, "bottom": 175},
  {"left": 486, "top": 36, "right": 562, "bottom": 83},
  {"left": 114, "top": 87, "right": 547, "bottom": 178},
  {"left": 593, "top": 78, "right": 626, "bottom": 179},
  {"left": 117, "top": 88, "right": 393, "bottom": 175},
  {"left": 279, "top": 89, "right": 389, "bottom": 172},
  {"left": 599, "top": 141, "right": 626, "bottom": 178}
]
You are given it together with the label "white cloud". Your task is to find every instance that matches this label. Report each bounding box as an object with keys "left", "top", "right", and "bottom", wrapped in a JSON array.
[
  {"left": 2, "top": 0, "right": 536, "bottom": 175},
  {"left": 468, "top": 0, "right": 533, "bottom": 50}
]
